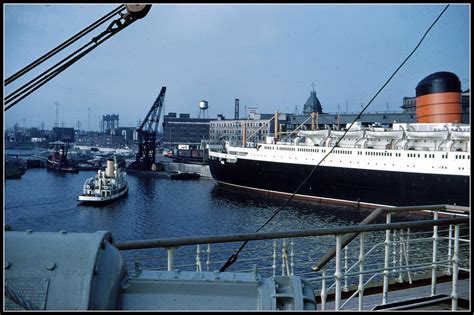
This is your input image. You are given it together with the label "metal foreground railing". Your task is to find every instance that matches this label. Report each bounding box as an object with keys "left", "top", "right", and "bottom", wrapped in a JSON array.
[{"left": 115, "top": 205, "right": 470, "bottom": 311}]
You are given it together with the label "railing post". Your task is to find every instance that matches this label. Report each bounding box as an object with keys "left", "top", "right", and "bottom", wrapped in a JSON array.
[
  {"left": 281, "top": 238, "right": 289, "bottom": 276},
  {"left": 406, "top": 227, "right": 410, "bottom": 264},
  {"left": 272, "top": 240, "right": 277, "bottom": 276},
  {"left": 358, "top": 232, "right": 365, "bottom": 311},
  {"left": 451, "top": 224, "right": 460, "bottom": 311},
  {"left": 398, "top": 229, "right": 404, "bottom": 283},
  {"left": 196, "top": 244, "right": 202, "bottom": 272},
  {"left": 206, "top": 244, "right": 211, "bottom": 272},
  {"left": 382, "top": 213, "right": 391, "bottom": 305},
  {"left": 431, "top": 211, "right": 439, "bottom": 296},
  {"left": 446, "top": 224, "right": 453, "bottom": 276},
  {"left": 343, "top": 245, "right": 349, "bottom": 292},
  {"left": 334, "top": 234, "right": 342, "bottom": 310},
  {"left": 320, "top": 267, "right": 327, "bottom": 311},
  {"left": 392, "top": 229, "right": 397, "bottom": 274},
  {"left": 402, "top": 229, "right": 412, "bottom": 284},
  {"left": 167, "top": 247, "right": 175, "bottom": 271},
  {"left": 290, "top": 238, "right": 295, "bottom": 276}
]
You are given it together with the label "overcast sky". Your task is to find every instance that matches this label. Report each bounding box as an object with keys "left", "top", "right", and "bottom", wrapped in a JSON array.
[{"left": 4, "top": 3, "right": 470, "bottom": 131}]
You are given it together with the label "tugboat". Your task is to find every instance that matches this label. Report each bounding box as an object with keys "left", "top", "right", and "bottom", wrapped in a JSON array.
[
  {"left": 78, "top": 157, "right": 128, "bottom": 204},
  {"left": 47, "top": 141, "right": 79, "bottom": 173}
]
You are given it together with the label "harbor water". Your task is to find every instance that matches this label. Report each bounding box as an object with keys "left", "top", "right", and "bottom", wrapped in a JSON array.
[
  {"left": 4, "top": 166, "right": 432, "bottom": 279},
  {"left": 4, "top": 168, "right": 466, "bottom": 292},
  {"left": 5, "top": 169, "right": 377, "bottom": 240}
]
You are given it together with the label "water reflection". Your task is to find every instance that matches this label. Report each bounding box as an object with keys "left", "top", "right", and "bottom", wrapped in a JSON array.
[
  {"left": 130, "top": 174, "right": 157, "bottom": 200},
  {"left": 6, "top": 169, "right": 453, "bottom": 281},
  {"left": 5, "top": 168, "right": 395, "bottom": 239},
  {"left": 209, "top": 184, "right": 374, "bottom": 231}
]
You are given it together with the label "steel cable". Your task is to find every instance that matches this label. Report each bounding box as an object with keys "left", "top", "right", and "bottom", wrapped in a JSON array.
[
  {"left": 4, "top": 5, "right": 139, "bottom": 111},
  {"left": 4, "top": 4, "right": 125, "bottom": 86},
  {"left": 5, "top": 29, "right": 120, "bottom": 110}
]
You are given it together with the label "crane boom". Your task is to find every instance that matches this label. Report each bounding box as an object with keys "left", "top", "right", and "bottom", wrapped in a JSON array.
[
  {"left": 129, "top": 87, "right": 166, "bottom": 171},
  {"left": 139, "top": 87, "right": 166, "bottom": 132}
]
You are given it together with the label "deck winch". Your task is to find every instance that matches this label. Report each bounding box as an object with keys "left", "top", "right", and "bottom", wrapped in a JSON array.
[{"left": 4, "top": 230, "right": 317, "bottom": 310}]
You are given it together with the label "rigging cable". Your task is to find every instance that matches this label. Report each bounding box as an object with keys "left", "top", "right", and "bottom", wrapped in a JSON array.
[
  {"left": 5, "top": 24, "right": 125, "bottom": 110},
  {"left": 4, "top": 5, "right": 151, "bottom": 111},
  {"left": 4, "top": 4, "right": 126, "bottom": 86},
  {"left": 219, "top": 4, "right": 450, "bottom": 272},
  {"left": 4, "top": 6, "right": 129, "bottom": 111}
]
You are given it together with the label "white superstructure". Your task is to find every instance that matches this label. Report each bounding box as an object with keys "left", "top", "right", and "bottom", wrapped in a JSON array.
[
  {"left": 78, "top": 157, "right": 128, "bottom": 203},
  {"left": 210, "top": 122, "right": 470, "bottom": 177}
]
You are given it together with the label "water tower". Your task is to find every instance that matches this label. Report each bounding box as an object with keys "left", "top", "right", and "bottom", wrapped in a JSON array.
[{"left": 198, "top": 100, "right": 209, "bottom": 118}]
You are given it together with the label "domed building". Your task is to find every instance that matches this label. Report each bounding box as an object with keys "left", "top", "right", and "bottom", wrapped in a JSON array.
[{"left": 303, "top": 85, "right": 324, "bottom": 114}]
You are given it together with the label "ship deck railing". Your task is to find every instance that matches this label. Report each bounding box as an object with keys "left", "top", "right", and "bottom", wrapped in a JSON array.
[{"left": 115, "top": 204, "right": 470, "bottom": 311}]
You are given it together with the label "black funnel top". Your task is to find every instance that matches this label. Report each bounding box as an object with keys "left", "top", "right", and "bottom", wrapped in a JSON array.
[{"left": 416, "top": 71, "right": 461, "bottom": 97}]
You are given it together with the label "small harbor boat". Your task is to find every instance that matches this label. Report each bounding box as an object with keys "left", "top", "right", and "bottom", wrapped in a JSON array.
[
  {"left": 47, "top": 141, "right": 79, "bottom": 173},
  {"left": 78, "top": 157, "right": 128, "bottom": 204},
  {"left": 163, "top": 150, "right": 173, "bottom": 158}
]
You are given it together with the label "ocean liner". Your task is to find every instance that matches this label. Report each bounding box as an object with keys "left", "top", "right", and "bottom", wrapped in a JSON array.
[{"left": 208, "top": 72, "right": 470, "bottom": 208}]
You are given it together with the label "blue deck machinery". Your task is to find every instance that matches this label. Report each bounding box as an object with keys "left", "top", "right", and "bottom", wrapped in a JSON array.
[{"left": 4, "top": 228, "right": 316, "bottom": 310}]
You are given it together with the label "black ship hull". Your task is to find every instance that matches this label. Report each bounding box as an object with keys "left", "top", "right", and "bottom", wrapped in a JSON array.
[
  {"left": 208, "top": 158, "right": 469, "bottom": 208},
  {"left": 47, "top": 161, "right": 79, "bottom": 173}
]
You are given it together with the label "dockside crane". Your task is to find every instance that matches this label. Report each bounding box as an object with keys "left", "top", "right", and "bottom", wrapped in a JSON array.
[{"left": 129, "top": 86, "right": 167, "bottom": 171}]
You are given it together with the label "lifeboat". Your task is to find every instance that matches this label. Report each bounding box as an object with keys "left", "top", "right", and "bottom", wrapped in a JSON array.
[
  {"left": 298, "top": 130, "right": 330, "bottom": 145},
  {"left": 365, "top": 130, "right": 404, "bottom": 139},
  {"left": 330, "top": 130, "right": 364, "bottom": 138},
  {"left": 451, "top": 130, "right": 470, "bottom": 140},
  {"left": 298, "top": 130, "right": 330, "bottom": 137},
  {"left": 406, "top": 130, "right": 449, "bottom": 139}
]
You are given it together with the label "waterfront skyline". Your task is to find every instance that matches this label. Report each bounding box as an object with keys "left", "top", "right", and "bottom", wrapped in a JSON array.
[{"left": 4, "top": 3, "right": 470, "bottom": 130}]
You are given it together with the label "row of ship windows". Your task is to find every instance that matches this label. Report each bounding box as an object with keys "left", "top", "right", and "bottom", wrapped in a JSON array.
[
  {"left": 359, "top": 151, "right": 395, "bottom": 157},
  {"left": 407, "top": 153, "right": 436, "bottom": 158},
  {"left": 263, "top": 146, "right": 332, "bottom": 154},
  {"left": 393, "top": 153, "right": 469, "bottom": 159},
  {"left": 298, "top": 148, "right": 327, "bottom": 153},
  {"left": 263, "top": 146, "right": 470, "bottom": 160},
  {"left": 217, "top": 130, "right": 268, "bottom": 134},
  {"left": 249, "top": 156, "right": 467, "bottom": 171}
]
